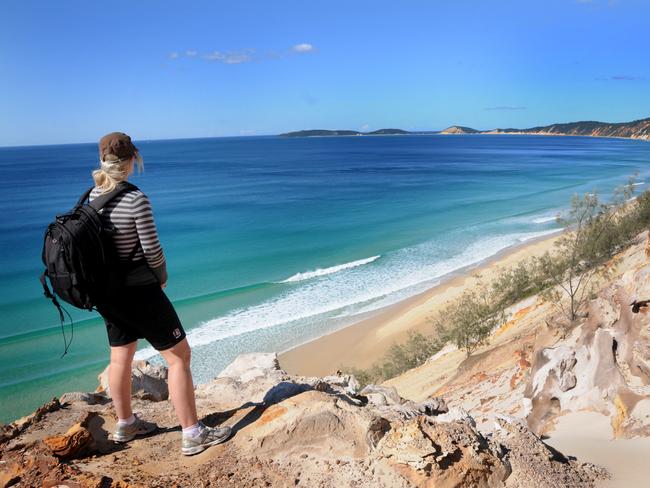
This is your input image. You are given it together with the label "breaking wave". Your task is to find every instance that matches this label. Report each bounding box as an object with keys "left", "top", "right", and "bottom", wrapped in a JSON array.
[{"left": 279, "top": 255, "right": 381, "bottom": 283}]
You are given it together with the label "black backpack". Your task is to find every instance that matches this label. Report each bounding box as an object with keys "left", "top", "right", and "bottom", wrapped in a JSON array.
[{"left": 40, "top": 181, "right": 139, "bottom": 354}]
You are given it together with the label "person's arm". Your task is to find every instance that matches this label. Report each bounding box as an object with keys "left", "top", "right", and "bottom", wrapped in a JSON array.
[{"left": 132, "top": 193, "right": 168, "bottom": 286}]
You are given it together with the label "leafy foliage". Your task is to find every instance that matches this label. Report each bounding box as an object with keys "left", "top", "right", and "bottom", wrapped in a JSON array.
[
  {"left": 432, "top": 283, "right": 506, "bottom": 357},
  {"left": 541, "top": 177, "right": 649, "bottom": 323},
  {"left": 343, "top": 332, "right": 442, "bottom": 387}
]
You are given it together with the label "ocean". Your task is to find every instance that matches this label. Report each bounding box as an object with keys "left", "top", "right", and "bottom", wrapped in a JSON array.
[{"left": 1, "top": 134, "right": 648, "bottom": 423}]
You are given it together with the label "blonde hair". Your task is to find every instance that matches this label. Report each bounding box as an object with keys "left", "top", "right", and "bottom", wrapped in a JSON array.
[{"left": 92, "top": 151, "right": 144, "bottom": 192}]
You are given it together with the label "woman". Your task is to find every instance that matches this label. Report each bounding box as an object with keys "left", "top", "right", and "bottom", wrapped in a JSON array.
[{"left": 90, "top": 132, "right": 231, "bottom": 456}]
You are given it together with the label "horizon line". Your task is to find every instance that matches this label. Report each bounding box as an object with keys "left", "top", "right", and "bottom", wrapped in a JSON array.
[{"left": 2, "top": 114, "right": 648, "bottom": 149}]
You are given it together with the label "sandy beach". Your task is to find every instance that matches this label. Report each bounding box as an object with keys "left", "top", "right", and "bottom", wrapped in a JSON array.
[{"left": 279, "top": 230, "right": 562, "bottom": 376}]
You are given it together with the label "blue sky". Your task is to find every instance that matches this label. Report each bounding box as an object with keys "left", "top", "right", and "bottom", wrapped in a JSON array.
[{"left": 1, "top": 0, "right": 649, "bottom": 146}]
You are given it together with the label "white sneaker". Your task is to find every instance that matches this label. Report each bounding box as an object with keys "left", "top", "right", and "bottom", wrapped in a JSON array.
[
  {"left": 181, "top": 421, "right": 232, "bottom": 456},
  {"left": 111, "top": 414, "right": 158, "bottom": 443}
]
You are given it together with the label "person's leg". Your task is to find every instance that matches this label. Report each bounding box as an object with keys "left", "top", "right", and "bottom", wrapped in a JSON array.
[
  {"left": 159, "top": 338, "right": 198, "bottom": 429},
  {"left": 109, "top": 341, "right": 138, "bottom": 420},
  {"left": 158, "top": 337, "right": 232, "bottom": 454}
]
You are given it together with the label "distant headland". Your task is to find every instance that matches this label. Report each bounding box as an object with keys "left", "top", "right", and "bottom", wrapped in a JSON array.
[
  {"left": 279, "top": 128, "right": 419, "bottom": 137},
  {"left": 279, "top": 117, "right": 650, "bottom": 140}
]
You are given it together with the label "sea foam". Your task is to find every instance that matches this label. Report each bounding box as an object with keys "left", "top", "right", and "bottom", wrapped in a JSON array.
[
  {"left": 532, "top": 214, "right": 560, "bottom": 224},
  {"left": 279, "top": 255, "right": 381, "bottom": 283},
  {"left": 517, "top": 228, "right": 562, "bottom": 242}
]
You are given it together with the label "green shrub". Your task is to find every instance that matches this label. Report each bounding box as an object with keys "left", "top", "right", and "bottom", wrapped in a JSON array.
[
  {"left": 342, "top": 331, "right": 442, "bottom": 387},
  {"left": 431, "top": 284, "right": 506, "bottom": 357},
  {"left": 491, "top": 257, "right": 549, "bottom": 306}
]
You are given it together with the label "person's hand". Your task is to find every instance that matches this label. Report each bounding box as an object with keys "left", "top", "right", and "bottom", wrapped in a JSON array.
[{"left": 161, "top": 281, "right": 167, "bottom": 289}]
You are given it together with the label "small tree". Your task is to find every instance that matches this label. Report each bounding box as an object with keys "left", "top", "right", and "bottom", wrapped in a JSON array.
[
  {"left": 431, "top": 283, "right": 506, "bottom": 357},
  {"left": 540, "top": 185, "right": 637, "bottom": 324}
]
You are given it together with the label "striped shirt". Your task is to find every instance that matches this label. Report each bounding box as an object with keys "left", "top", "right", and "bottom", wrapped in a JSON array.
[{"left": 89, "top": 186, "right": 168, "bottom": 285}]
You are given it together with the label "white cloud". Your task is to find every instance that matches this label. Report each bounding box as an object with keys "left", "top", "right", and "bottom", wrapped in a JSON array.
[
  {"left": 170, "top": 44, "right": 314, "bottom": 65},
  {"left": 292, "top": 43, "right": 315, "bottom": 53},
  {"left": 596, "top": 75, "right": 647, "bottom": 81},
  {"left": 203, "top": 50, "right": 254, "bottom": 64},
  {"left": 360, "top": 124, "right": 370, "bottom": 131},
  {"left": 203, "top": 51, "right": 223, "bottom": 61},
  {"left": 225, "top": 53, "right": 253, "bottom": 64}
]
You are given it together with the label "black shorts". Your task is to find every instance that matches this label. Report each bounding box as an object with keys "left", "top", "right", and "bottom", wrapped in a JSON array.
[{"left": 96, "top": 284, "right": 186, "bottom": 351}]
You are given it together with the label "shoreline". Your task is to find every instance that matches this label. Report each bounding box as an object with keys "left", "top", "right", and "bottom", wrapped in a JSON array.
[{"left": 278, "top": 229, "right": 563, "bottom": 376}]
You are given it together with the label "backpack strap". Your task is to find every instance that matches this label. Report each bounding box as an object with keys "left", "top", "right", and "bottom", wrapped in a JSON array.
[
  {"left": 82, "top": 182, "right": 144, "bottom": 267},
  {"left": 77, "top": 187, "right": 94, "bottom": 206},
  {"left": 39, "top": 271, "right": 74, "bottom": 358},
  {"left": 78, "top": 181, "right": 139, "bottom": 211}
]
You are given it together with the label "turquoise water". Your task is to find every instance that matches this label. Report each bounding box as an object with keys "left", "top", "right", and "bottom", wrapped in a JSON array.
[{"left": 1, "top": 134, "right": 648, "bottom": 423}]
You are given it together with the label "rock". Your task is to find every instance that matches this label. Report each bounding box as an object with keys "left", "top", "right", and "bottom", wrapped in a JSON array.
[
  {"left": 366, "top": 417, "right": 392, "bottom": 449},
  {"left": 201, "top": 354, "right": 438, "bottom": 428},
  {"left": 59, "top": 392, "right": 108, "bottom": 406},
  {"left": 198, "top": 352, "right": 289, "bottom": 405},
  {"left": 419, "top": 397, "right": 448, "bottom": 416},
  {"left": 231, "top": 389, "right": 514, "bottom": 487},
  {"left": 525, "top": 260, "right": 650, "bottom": 435},
  {"left": 43, "top": 423, "right": 95, "bottom": 460},
  {"left": 378, "top": 398, "right": 448, "bottom": 422},
  {"left": 97, "top": 360, "right": 168, "bottom": 402},
  {"left": 196, "top": 352, "right": 303, "bottom": 406},
  {"left": 559, "top": 372, "right": 577, "bottom": 392},
  {"left": 321, "top": 374, "right": 361, "bottom": 396},
  {"left": 218, "top": 352, "right": 281, "bottom": 382},
  {"left": 0, "top": 448, "right": 135, "bottom": 488},
  {"left": 364, "top": 392, "right": 389, "bottom": 406},
  {"left": 374, "top": 415, "right": 510, "bottom": 487},
  {"left": 359, "top": 385, "right": 404, "bottom": 406},
  {"left": 355, "top": 386, "right": 449, "bottom": 422},
  {"left": 435, "top": 407, "right": 476, "bottom": 427},
  {"left": 558, "top": 354, "right": 577, "bottom": 392},
  {"left": 42, "top": 413, "right": 98, "bottom": 460},
  {"left": 238, "top": 390, "right": 374, "bottom": 459},
  {"left": 525, "top": 338, "right": 619, "bottom": 433},
  {"left": 493, "top": 415, "right": 609, "bottom": 487},
  {"left": 200, "top": 354, "right": 436, "bottom": 420}
]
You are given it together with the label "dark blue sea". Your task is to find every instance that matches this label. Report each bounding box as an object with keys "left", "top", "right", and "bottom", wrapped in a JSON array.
[{"left": 1, "top": 134, "right": 648, "bottom": 422}]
